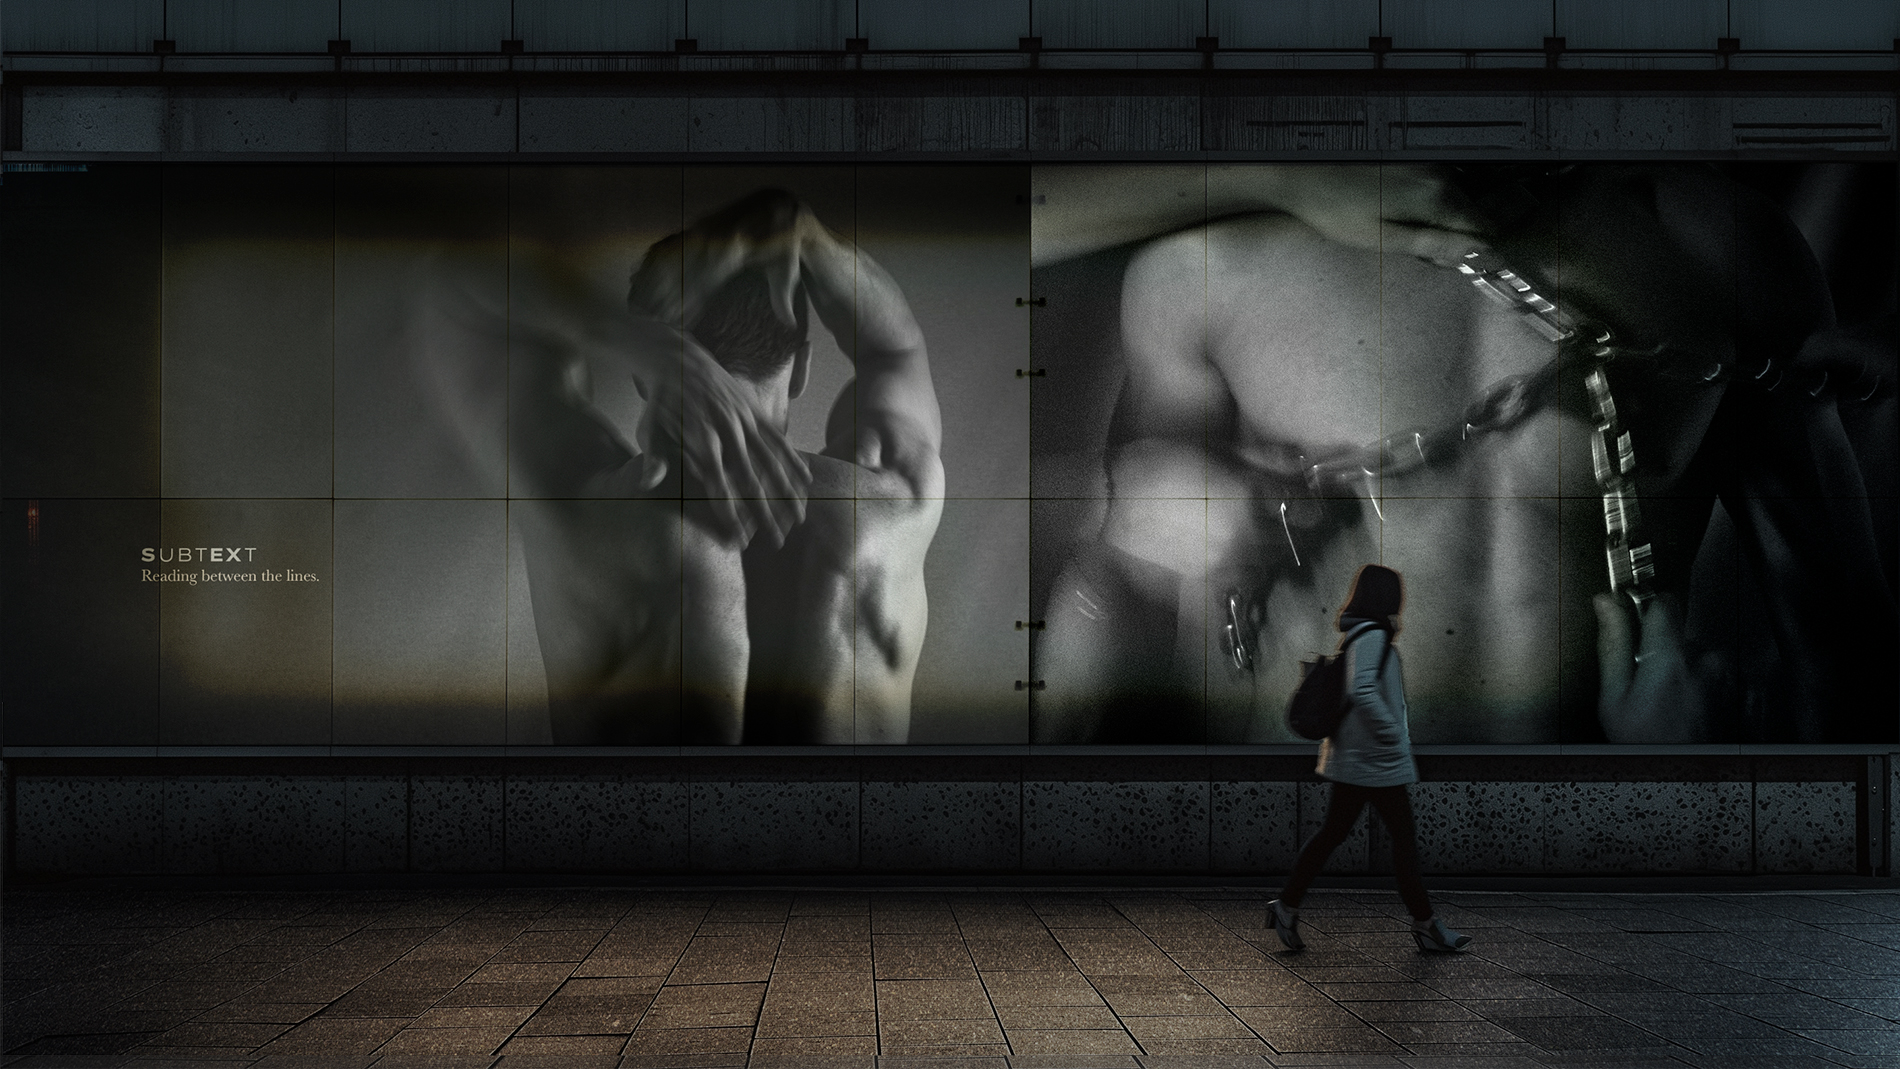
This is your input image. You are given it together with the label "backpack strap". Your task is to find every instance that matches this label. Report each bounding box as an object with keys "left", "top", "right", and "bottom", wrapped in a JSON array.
[{"left": 1339, "top": 621, "right": 1381, "bottom": 649}]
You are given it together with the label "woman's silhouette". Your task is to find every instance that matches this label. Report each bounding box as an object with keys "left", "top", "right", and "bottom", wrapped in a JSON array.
[{"left": 1270, "top": 563, "right": 1472, "bottom": 954}]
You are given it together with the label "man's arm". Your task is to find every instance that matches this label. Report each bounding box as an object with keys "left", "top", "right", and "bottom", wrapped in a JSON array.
[
  {"left": 1032, "top": 229, "right": 1241, "bottom": 743},
  {"left": 796, "top": 212, "right": 945, "bottom": 498},
  {"left": 731, "top": 207, "right": 943, "bottom": 746},
  {"left": 504, "top": 239, "right": 811, "bottom": 545},
  {"left": 1566, "top": 166, "right": 1852, "bottom": 743},
  {"left": 797, "top": 214, "right": 943, "bottom": 745},
  {"left": 624, "top": 190, "right": 944, "bottom": 494}
]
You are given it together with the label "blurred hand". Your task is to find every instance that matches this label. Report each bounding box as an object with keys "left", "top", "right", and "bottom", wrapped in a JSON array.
[
  {"left": 625, "top": 321, "right": 810, "bottom": 549},
  {"left": 1594, "top": 593, "right": 1719, "bottom": 743},
  {"left": 1268, "top": 164, "right": 1494, "bottom": 265},
  {"left": 622, "top": 190, "right": 821, "bottom": 547}
]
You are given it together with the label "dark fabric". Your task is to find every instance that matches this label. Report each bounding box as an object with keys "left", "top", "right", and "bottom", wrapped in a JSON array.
[{"left": 1281, "top": 782, "right": 1432, "bottom": 922}]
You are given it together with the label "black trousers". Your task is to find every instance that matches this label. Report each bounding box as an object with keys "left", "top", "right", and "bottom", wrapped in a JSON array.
[{"left": 1281, "top": 782, "right": 1433, "bottom": 922}]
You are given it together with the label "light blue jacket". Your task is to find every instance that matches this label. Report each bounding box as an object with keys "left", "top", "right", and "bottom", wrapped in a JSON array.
[{"left": 1315, "top": 622, "right": 1418, "bottom": 788}]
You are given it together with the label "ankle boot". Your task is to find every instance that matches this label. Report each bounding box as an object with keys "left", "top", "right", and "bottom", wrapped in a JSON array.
[
  {"left": 1412, "top": 915, "right": 1471, "bottom": 953},
  {"left": 1268, "top": 898, "right": 1304, "bottom": 951}
]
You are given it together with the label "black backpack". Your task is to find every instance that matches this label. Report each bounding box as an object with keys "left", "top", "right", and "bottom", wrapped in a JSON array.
[{"left": 1286, "top": 623, "right": 1382, "bottom": 740}]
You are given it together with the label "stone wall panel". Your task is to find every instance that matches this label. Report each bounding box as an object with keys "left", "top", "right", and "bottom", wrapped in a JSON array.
[
  {"left": 4, "top": 757, "right": 1891, "bottom": 876},
  {"left": 162, "top": 775, "right": 344, "bottom": 873}
]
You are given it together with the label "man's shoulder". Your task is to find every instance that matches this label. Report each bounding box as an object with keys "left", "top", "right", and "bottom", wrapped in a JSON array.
[
  {"left": 812, "top": 410, "right": 947, "bottom": 503},
  {"left": 802, "top": 453, "right": 859, "bottom": 498},
  {"left": 787, "top": 452, "right": 942, "bottom": 561},
  {"left": 802, "top": 451, "right": 944, "bottom": 511},
  {"left": 1210, "top": 213, "right": 1362, "bottom": 294},
  {"left": 1126, "top": 212, "right": 1317, "bottom": 267},
  {"left": 1125, "top": 213, "right": 1354, "bottom": 316}
]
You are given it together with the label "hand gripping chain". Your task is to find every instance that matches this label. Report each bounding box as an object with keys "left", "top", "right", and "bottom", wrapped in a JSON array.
[{"left": 1232, "top": 243, "right": 1890, "bottom": 674}]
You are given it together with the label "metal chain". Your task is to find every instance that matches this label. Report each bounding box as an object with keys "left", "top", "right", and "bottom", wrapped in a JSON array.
[
  {"left": 1222, "top": 251, "right": 1702, "bottom": 673},
  {"left": 1296, "top": 251, "right": 1662, "bottom": 609},
  {"left": 1455, "top": 252, "right": 1659, "bottom": 608},
  {"left": 1231, "top": 245, "right": 1884, "bottom": 674}
]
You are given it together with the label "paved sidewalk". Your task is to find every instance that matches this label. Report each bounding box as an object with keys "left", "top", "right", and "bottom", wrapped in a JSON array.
[{"left": 4, "top": 886, "right": 1899, "bottom": 1068}]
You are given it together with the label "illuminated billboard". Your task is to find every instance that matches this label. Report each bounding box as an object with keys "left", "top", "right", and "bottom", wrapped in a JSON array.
[{"left": 4, "top": 163, "right": 1893, "bottom": 746}]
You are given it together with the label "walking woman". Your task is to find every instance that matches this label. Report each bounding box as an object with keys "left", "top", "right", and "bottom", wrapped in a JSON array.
[{"left": 1270, "top": 563, "right": 1471, "bottom": 953}]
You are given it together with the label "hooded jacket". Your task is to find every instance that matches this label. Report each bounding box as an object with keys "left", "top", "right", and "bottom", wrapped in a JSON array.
[{"left": 1314, "top": 617, "right": 1418, "bottom": 787}]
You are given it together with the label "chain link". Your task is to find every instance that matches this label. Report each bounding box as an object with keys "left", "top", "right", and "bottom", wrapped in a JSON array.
[
  {"left": 1222, "top": 251, "right": 1699, "bottom": 673},
  {"left": 1458, "top": 252, "right": 1659, "bottom": 608},
  {"left": 1297, "top": 251, "right": 1662, "bottom": 609}
]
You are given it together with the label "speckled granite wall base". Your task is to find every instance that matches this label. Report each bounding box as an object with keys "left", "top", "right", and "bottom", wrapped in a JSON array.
[
  {"left": 1889, "top": 756, "right": 1898, "bottom": 874},
  {"left": 2, "top": 754, "right": 1890, "bottom": 878}
]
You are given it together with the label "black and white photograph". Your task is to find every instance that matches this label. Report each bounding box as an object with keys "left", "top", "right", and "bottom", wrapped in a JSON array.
[
  {"left": 6, "top": 6, "right": 1900, "bottom": 1064},
  {"left": 3, "top": 163, "right": 1032, "bottom": 747},
  {"left": 1028, "top": 162, "right": 1897, "bottom": 745},
  {"left": 3, "top": 162, "right": 1893, "bottom": 746}
]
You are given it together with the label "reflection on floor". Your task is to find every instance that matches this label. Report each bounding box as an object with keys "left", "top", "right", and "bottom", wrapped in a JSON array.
[{"left": 3, "top": 887, "right": 1899, "bottom": 1068}]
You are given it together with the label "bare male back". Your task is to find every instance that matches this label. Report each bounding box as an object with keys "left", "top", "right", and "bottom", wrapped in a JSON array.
[{"left": 743, "top": 432, "right": 945, "bottom": 744}]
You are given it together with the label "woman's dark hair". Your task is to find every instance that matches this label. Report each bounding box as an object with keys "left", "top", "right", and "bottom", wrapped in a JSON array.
[{"left": 1337, "top": 563, "right": 1404, "bottom": 632}]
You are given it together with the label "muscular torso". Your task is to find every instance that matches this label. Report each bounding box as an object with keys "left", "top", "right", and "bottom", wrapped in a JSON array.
[
  {"left": 444, "top": 226, "right": 948, "bottom": 746},
  {"left": 518, "top": 412, "right": 942, "bottom": 745},
  {"left": 522, "top": 439, "right": 942, "bottom": 747},
  {"left": 521, "top": 493, "right": 749, "bottom": 745},
  {"left": 743, "top": 452, "right": 943, "bottom": 744},
  {"left": 1218, "top": 219, "right": 1615, "bottom": 742},
  {"left": 1108, "top": 169, "right": 1766, "bottom": 742}
]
